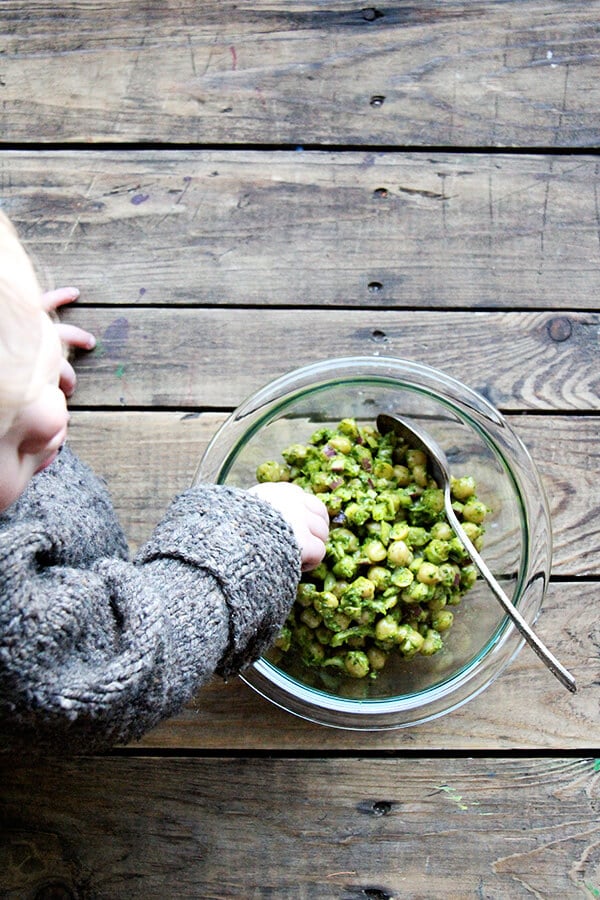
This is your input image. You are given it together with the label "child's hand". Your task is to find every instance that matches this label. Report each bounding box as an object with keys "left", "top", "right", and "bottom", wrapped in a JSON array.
[
  {"left": 249, "top": 482, "right": 329, "bottom": 571},
  {"left": 42, "top": 288, "right": 96, "bottom": 398}
]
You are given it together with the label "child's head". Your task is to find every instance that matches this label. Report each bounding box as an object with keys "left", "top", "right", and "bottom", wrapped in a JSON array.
[{"left": 0, "top": 211, "right": 68, "bottom": 511}]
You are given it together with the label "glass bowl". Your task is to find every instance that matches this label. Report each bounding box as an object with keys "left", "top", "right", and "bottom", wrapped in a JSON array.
[{"left": 194, "top": 356, "right": 552, "bottom": 730}]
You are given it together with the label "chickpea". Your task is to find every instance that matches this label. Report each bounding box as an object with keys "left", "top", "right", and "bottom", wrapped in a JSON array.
[
  {"left": 367, "top": 565, "right": 391, "bottom": 591},
  {"left": 367, "top": 647, "right": 388, "bottom": 671},
  {"left": 328, "top": 434, "right": 353, "bottom": 454},
  {"left": 432, "top": 610, "right": 454, "bottom": 632},
  {"left": 421, "top": 628, "right": 443, "bottom": 656},
  {"left": 460, "top": 565, "right": 478, "bottom": 590},
  {"left": 389, "top": 522, "right": 409, "bottom": 542},
  {"left": 332, "top": 611, "right": 351, "bottom": 631},
  {"left": 390, "top": 567, "right": 413, "bottom": 589},
  {"left": 344, "top": 651, "right": 370, "bottom": 679},
  {"left": 315, "top": 591, "right": 339, "bottom": 611},
  {"left": 417, "top": 562, "right": 441, "bottom": 585},
  {"left": 401, "top": 581, "right": 431, "bottom": 604},
  {"left": 375, "top": 616, "right": 399, "bottom": 641},
  {"left": 387, "top": 540, "right": 413, "bottom": 567},
  {"left": 431, "top": 521, "right": 453, "bottom": 541},
  {"left": 373, "top": 460, "right": 395, "bottom": 480},
  {"left": 406, "top": 448, "right": 427, "bottom": 468},
  {"left": 363, "top": 538, "right": 387, "bottom": 563},
  {"left": 462, "top": 521, "right": 481, "bottom": 542},
  {"left": 462, "top": 498, "right": 488, "bottom": 524},
  {"left": 451, "top": 475, "right": 476, "bottom": 501},
  {"left": 424, "top": 539, "right": 449, "bottom": 565},
  {"left": 411, "top": 464, "right": 428, "bottom": 487},
  {"left": 300, "top": 608, "right": 322, "bottom": 630},
  {"left": 304, "top": 640, "right": 326, "bottom": 665},
  {"left": 393, "top": 464, "right": 411, "bottom": 486}
]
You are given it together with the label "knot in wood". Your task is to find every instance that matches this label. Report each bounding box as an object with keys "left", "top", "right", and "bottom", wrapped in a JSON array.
[
  {"left": 547, "top": 316, "right": 572, "bottom": 342},
  {"left": 370, "top": 800, "right": 392, "bottom": 815},
  {"left": 362, "top": 888, "right": 393, "bottom": 899},
  {"left": 361, "top": 8, "right": 384, "bottom": 22},
  {"left": 356, "top": 798, "right": 393, "bottom": 815}
]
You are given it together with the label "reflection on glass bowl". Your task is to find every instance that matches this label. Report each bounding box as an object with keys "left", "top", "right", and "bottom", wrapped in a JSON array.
[{"left": 194, "top": 357, "right": 552, "bottom": 730}]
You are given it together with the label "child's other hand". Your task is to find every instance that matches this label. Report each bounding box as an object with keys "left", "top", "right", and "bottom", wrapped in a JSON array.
[
  {"left": 249, "top": 482, "right": 329, "bottom": 572},
  {"left": 42, "top": 288, "right": 96, "bottom": 398}
]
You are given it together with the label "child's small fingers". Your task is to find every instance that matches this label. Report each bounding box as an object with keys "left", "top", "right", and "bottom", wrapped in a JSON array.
[
  {"left": 58, "top": 358, "right": 77, "bottom": 398},
  {"left": 302, "top": 491, "right": 329, "bottom": 520},
  {"left": 301, "top": 535, "right": 327, "bottom": 572},
  {"left": 56, "top": 323, "right": 96, "bottom": 350},
  {"left": 308, "top": 510, "right": 329, "bottom": 544},
  {"left": 41, "top": 287, "right": 80, "bottom": 311}
]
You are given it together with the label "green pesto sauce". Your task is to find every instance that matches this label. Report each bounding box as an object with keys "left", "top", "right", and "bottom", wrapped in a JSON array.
[{"left": 257, "top": 417, "right": 489, "bottom": 681}]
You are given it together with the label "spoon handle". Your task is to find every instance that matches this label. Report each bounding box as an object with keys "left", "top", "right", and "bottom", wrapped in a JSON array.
[{"left": 445, "top": 498, "right": 576, "bottom": 694}]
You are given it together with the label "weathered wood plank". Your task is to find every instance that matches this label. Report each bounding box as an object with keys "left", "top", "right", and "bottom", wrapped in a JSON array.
[
  {"left": 526, "top": 416, "right": 600, "bottom": 578},
  {"left": 68, "top": 412, "right": 600, "bottom": 578},
  {"left": 64, "top": 412, "right": 598, "bottom": 749},
  {"left": 136, "top": 581, "right": 600, "bottom": 750},
  {"left": 1, "top": 758, "right": 598, "bottom": 897},
  {"left": 58, "top": 307, "right": 599, "bottom": 412},
  {"left": 1, "top": 2, "right": 599, "bottom": 146},
  {"left": 2, "top": 150, "right": 600, "bottom": 311}
]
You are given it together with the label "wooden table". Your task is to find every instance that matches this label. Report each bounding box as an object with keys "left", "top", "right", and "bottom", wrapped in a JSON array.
[{"left": 1, "top": 2, "right": 599, "bottom": 896}]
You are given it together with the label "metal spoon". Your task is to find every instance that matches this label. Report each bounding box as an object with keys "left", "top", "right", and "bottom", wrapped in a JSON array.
[{"left": 376, "top": 413, "right": 576, "bottom": 694}]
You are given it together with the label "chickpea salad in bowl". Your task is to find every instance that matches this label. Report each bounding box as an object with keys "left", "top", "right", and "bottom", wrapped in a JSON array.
[
  {"left": 256, "top": 416, "right": 489, "bottom": 687},
  {"left": 195, "top": 356, "right": 552, "bottom": 729}
]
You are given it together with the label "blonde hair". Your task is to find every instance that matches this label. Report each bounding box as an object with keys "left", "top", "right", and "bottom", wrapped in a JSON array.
[{"left": 0, "top": 210, "right": 46, "bottom": 434}]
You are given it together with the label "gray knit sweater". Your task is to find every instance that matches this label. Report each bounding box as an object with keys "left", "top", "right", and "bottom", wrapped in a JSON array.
[{"left": 0, "top": 444, "right": 300, "bottom": 753}]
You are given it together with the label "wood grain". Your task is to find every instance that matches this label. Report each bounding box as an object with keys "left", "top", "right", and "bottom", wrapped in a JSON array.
[
  {"left": 64, "top": 412, "right": 599, "bottom": 750},
  {"left": 1, "top": 2, "right": 600, "bottom": 146},
  {"left": 68, "top": 411, "right": 600, "bottom": 577},
  {"left": 56, "top": 307, "right": 599, "bottom": 412},
  {"left": 1, "top": 758, "right": 598, "bottom": 897},
  {"left": 134, "top": 580, "right": 600, "bottom": 750},
  {"left": 2, "top": 0, "right": 598, "bottom": 885},
  {"left": 2, "top": 151, "right": 600, "bottom": 311}
]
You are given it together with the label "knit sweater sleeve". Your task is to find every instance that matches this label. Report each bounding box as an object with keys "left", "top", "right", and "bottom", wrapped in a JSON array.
[{"left": 0, "top": 445, "right": 300, "bottom": 753}]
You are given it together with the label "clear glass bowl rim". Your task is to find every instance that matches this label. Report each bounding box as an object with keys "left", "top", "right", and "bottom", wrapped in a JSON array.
[{"left": 196, "top": 355, "right": 552, "bottom": 730}]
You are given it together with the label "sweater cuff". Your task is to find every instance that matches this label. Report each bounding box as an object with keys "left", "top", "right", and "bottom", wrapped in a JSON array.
[{"left": 135, "top": 484, "right": 301, "bottom": 676}]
